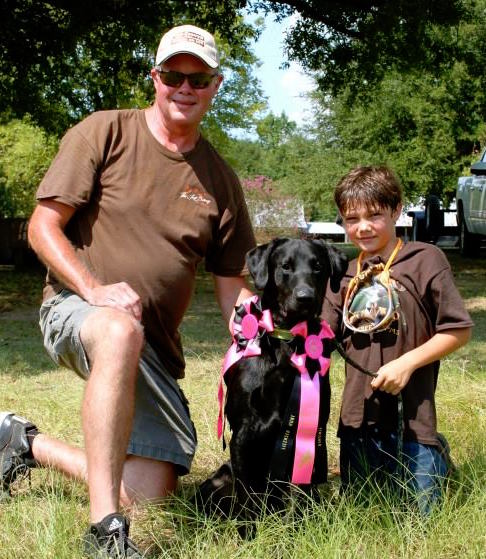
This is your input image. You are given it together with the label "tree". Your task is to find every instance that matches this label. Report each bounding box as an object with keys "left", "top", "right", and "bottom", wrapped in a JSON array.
[
  {"left": 251, "top": 0, "right": 464, "bottom": 94},
  {"left": 304, "top": 0, "right": 486, "bottom": 206},
  {"left": 1, "top": 1, "right": 468, "bottom": 133},
  {"left": 261, "top": 0, "right": 486, "bottom": 219},
  {"left": 256, "top": 112, "right": 297, "bottom": 149},
  {"left": 0, "top": 118, "right": 58, "bottom": 217},
  {"left": 0, "top": 1, "right": 262, "bottom": 136}
]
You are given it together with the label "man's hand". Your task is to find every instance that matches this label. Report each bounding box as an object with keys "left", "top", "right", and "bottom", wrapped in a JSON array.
[
  {"left": 29, "top": 200, "right": 143, "bottom": 321},
  {"left": 85, "top": 283, "right": 143, "bottom": 321},
  {"left": 370, "top": 355, "right": 415, "bottom": 395}
]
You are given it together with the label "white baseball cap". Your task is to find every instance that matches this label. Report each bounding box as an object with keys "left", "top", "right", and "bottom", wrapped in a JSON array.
[{"left": 155, "top": 25, "right": 220, "bottom": 69}]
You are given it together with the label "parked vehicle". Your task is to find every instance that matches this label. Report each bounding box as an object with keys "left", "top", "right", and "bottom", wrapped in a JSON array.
[
  {"left": 0, "top": 218, "right": 39, "bottom": 269},
  {"left": 406, "top": 195, "right": 457, "bottom": 244},
  {"left": 456, "top": 149, "right": 486, "bottom": 256}
]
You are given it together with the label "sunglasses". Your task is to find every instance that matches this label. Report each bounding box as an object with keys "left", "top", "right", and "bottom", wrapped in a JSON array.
[{"left": 156, "top": 69, "right": 218, "bottom": 89}]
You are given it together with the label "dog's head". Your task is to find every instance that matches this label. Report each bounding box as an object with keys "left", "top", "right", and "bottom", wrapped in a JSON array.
[{"left": 246, "top": 238, "right": 348, "bottom": 326}]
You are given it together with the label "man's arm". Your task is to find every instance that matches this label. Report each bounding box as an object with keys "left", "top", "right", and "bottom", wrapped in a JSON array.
[
  {"left": 213, "top": 275, "right": 253, "bottom": 330},
  {"left": 370, "top": 327, "right": 472, "bottom": 395},
  {"left": 28, "top": 199, "right": 142, "bottom": 320}
]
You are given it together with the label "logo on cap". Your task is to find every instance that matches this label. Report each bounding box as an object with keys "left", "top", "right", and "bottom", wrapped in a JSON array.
[{"left": 171, "top": 31, "right": 205, "bottom": 47}]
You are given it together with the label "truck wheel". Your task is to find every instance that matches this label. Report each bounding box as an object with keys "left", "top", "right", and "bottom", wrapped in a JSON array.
[
  {"left": 412, "top": 215, "right": 426, "bottom": 242},
  {"left": 459, "top": 217, "right": 481, "bottom": 257}
]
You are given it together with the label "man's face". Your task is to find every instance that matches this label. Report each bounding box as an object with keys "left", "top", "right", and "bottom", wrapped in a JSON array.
[{"left": 151, "top": 54, "right": 222, "bottom": 131}]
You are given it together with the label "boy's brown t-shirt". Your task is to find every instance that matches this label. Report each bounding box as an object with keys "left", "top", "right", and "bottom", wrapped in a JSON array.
[
  {"left": 36, "top": 109, "right": 256, "bottom": 379},
  {"left": 322, "top": 241, "right": 472, "bottom": 446}
]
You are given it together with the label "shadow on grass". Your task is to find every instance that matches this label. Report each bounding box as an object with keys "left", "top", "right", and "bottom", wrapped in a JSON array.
[{"left": 0, "top": 315, "right": 56, "bottom": 377}]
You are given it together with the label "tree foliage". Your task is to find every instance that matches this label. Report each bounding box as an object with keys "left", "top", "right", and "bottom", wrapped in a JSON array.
[
  {"left": 228, "top": 0, "right": 486, "bottom": 221},
  {"left": 303, "top": 0, "right": 486, "bottom": 210},
  {"left": 0, "top": 118, "right": 58, "bottom": 217},
  {"left": 1, "top": 0, "right": 469, "bottom": 135},
  {"left": 250, "top": 0, "right": 464, "bottom": 94},
  {"left": 0, "top": 1, "right": 262, "bottom": 135}
]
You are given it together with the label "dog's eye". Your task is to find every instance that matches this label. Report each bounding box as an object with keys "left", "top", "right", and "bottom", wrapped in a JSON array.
[
  {"left": 312, "top": 261, "right": 322, "bottom": 273},
  {"left": 281, "top": 261, "right": 292, "bottom": 272}
]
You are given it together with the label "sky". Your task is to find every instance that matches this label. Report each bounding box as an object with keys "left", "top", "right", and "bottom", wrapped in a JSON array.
[{"left": 248, "top": 14, "right": 316, "bottom": 127}]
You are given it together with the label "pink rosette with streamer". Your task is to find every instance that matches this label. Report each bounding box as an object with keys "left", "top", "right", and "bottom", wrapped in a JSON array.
[
  {"left": 217, "top": 296, "right": 274, "bottom": 439},
  {"left": 289, "top": 320, "right": 335, "bottom": 484}
]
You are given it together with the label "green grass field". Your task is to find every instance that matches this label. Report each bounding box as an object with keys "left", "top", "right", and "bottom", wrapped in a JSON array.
[{"left": 0, "top": 248, "right": 485, "bottom": 558}]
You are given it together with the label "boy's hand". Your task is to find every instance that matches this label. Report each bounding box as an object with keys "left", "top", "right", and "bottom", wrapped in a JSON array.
[
  {"left": 370, "top": 329, "right": 472, "bottom": 395},
  {"left": 370, "top": 356, "right": 414, "bottom": 395}
]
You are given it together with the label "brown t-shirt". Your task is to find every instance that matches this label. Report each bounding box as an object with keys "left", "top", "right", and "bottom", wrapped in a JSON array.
[
  {"left": 322, "top": 241, "right": 472, "bottom": 446},
  {"left": 36, "top": 109, "right": 256, "bottom": 379}
]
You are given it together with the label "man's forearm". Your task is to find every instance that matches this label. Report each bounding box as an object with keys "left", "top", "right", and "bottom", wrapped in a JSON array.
[
  {"left": 29, "top": 216, "right": 100, "bottom": 299},
  {"left": 213, "top": 275, "right": 253, "bottom": 329}
]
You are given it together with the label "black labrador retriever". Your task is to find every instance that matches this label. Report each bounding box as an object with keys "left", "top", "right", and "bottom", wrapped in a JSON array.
[{"left": 196, "top": 238, "right": 347, "bottom": 519}]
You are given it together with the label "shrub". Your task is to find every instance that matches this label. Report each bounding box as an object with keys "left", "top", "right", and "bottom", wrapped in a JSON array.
[{"left": 0, "top": 118, "right": 58, "bottom": 217}]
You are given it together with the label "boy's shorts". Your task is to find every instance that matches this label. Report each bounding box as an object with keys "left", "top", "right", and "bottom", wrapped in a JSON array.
[{"left": 39, "top": 290, "right": 197, "bottom": 475}]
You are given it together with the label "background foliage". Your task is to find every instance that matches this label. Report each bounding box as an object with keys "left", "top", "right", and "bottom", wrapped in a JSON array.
[
  {"left": 0, "top": 119, "right": 58, "bottom": 217},
  {"left": 1, "top": 1, "right": 486, "bottom": 220}
]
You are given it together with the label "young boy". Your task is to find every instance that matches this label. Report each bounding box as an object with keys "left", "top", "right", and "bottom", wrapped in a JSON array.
[{"left": 322, "top": 165, "right": 472, "bottom": 514}]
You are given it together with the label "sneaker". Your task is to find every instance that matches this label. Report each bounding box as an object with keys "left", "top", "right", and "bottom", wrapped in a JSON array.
[
  {"left": 83, "top": 513, "right": 144, "bottom": 558},
  {"left": 0, "top": 412, "right": 38, "bottom": 498}
]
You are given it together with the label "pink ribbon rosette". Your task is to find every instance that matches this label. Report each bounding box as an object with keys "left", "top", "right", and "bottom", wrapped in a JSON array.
[
  {"left": 288, "top": 320, "right": 335, "bottom": 484},
  {"left": 217, "top": 296, "right": 274, "bottom": 439}
]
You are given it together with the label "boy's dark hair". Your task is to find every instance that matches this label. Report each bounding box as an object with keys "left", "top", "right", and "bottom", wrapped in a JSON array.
[{"left": 334, "top": 166, "right": 403, "bottom": 214}]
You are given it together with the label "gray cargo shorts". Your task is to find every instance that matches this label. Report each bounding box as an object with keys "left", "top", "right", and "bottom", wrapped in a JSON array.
[{"left": 39, "top": 290, "right": 197, "bottom": 475}]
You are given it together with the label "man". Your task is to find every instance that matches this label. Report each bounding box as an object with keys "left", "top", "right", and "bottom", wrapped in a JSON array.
[{"left": 0, "top": 25, "right": 255, "bottom": 558}]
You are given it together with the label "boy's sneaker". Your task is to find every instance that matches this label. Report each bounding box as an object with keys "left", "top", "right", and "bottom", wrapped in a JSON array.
[
  {"left": 83, "top": 513, "right": 144, "bottom": 558},
  {"left": 0, "top": 412, "right": 38, "bottom": 498}
]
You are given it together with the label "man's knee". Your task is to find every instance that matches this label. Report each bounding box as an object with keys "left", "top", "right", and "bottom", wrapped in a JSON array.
[
  {"left": 120, "top": 456, "right": 178, "bottom": 506},
  {"left": 81, "top": 308, "right": 145, "bottom": 362}
]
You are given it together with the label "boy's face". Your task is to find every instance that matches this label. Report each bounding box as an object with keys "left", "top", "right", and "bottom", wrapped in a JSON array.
[{"left": 341, "top": 203, "right": 402, "bottom": 257}]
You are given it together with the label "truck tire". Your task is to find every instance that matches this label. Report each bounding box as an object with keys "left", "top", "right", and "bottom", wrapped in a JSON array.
[
  {"left": 459, "top": 215, "right": 481, "bottom": 257},
  {"left": 411, "top": 215, "right": 426, "bottom": 242}
]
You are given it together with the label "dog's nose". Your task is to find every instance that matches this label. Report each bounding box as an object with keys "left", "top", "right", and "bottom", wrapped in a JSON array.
[{"left": 294, "top": 286, "right": 315, "bottom": 302}]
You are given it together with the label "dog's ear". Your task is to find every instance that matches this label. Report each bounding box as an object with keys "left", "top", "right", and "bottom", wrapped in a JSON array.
[
  {"left": 311, "top": 240, "right": 348, "bottom": 293},
  {"left": 327, "top": 244, "right": 348, "bottom": 293},
  {"left": 246, "top": 238, "right": 288, "bottom": 290}
]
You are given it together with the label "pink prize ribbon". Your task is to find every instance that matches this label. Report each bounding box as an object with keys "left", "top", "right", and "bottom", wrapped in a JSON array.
[
  {"left": 217, "top": 296, "right": 274, "bottom": 439},
  {"left": 289, "top": 320, "right": 335, "bottom": 484}
]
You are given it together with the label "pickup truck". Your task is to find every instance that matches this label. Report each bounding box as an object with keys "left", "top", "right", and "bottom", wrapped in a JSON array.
[{"left": 456, "top": 149, "right": 486, "bottom": 256}]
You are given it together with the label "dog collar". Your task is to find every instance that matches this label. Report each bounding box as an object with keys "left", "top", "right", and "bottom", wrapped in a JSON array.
[{"left": 270, "top": 326, "right": 293, "bottom": 341}]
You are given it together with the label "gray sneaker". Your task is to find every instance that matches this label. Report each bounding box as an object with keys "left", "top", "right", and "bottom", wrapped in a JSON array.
[
  {"left": 0, "top": 412, "right": 38, "bottom": 498},
  {"left": 83, "top": 513, "right": 144, "bottom": 558}
]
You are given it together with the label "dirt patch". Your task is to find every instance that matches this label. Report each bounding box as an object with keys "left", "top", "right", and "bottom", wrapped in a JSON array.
[{"left": 465, "top": 297, "right": 486, "bottom": 312}]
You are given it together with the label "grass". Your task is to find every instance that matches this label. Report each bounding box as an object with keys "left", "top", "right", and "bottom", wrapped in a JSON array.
[{"left": 0, "top": 247, "right": 485, "bottom": 558}]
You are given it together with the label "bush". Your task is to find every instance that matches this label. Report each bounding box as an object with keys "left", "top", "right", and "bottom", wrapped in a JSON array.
[{"left": 0, "top": 117, "right": 58, "bottom": 217}]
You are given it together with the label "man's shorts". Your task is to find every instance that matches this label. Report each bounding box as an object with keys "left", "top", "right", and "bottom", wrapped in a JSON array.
[{"left": 39, "top": 290, "right": 197, "bottom": 475}]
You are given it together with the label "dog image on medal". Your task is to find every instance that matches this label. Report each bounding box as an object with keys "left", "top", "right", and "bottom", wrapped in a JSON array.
[
  {"left": 343, "top": 264, "right": 402, "bottom": 334},
  {"left": 348, "top": 274, "right": 392, "bottom": 330}
]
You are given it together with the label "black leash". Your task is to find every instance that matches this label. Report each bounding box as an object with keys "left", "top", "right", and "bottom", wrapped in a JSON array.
[{"left": 333, "top": 339, "right": 404, "bottom": 474}]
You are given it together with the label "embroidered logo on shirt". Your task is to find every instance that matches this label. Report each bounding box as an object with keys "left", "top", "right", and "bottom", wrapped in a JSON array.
[{"left": 179, "top": 185, "right": 212, "bottom": 206}]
